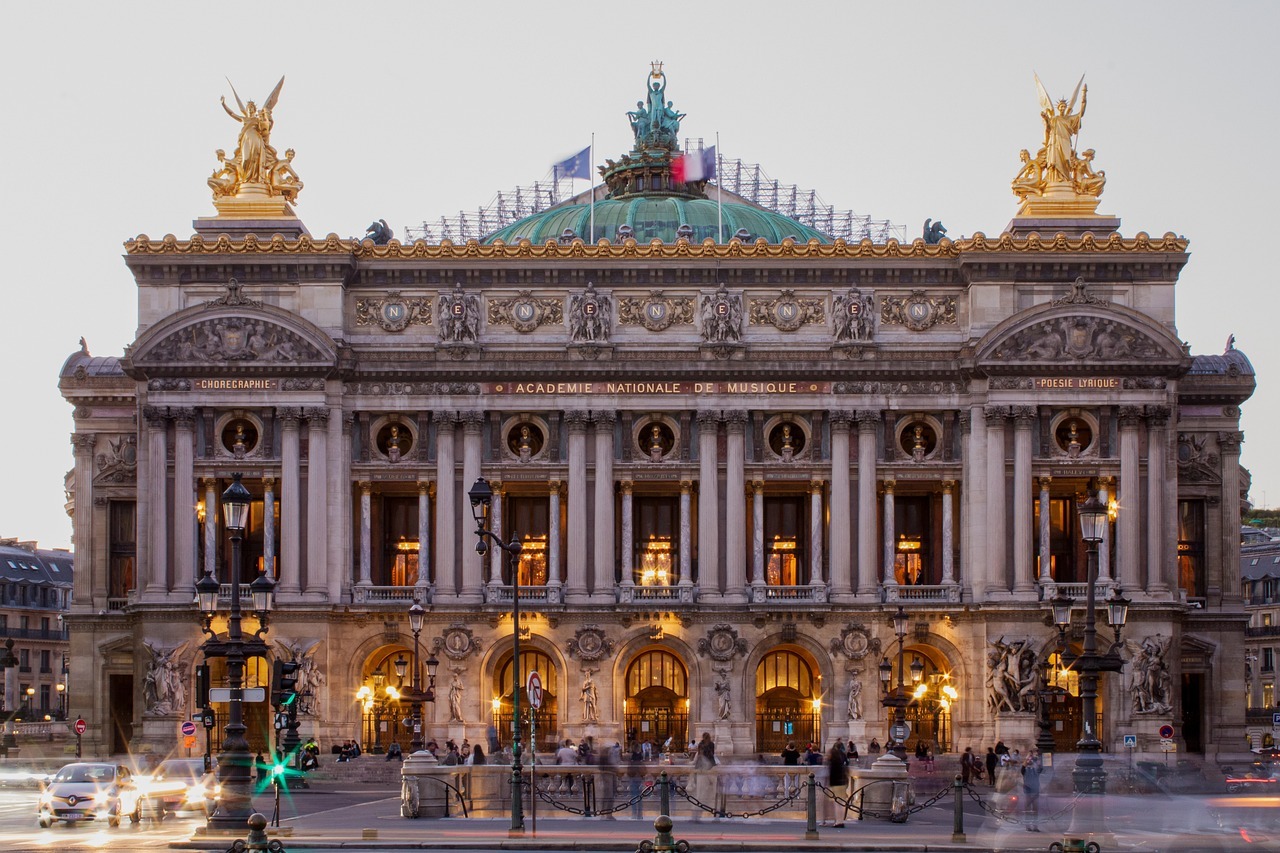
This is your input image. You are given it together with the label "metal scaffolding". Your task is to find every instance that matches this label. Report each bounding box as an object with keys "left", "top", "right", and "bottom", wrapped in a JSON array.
[{"left": 404, "top": 155, "right": 903, "bottom": 244}]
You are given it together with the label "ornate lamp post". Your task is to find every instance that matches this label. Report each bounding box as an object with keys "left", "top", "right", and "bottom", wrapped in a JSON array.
[
  {"left": 397, "top": 600, "right": 438, "bottom": 754},
  {"left": 196, "top": 473, "right": 276, "bottom": 830},
  {"left": 1054, "top": 490, "right": 1128, "bottom": 837},
  {"left": 468, "top": 477, "right": 524, "bottom": 836},
  {"left": 878, "top": 606, "right": 914, "bottom": 761}
]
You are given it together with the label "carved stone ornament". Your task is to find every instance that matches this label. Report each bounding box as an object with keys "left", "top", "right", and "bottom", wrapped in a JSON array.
[
  {"left": 142, "top": 319, "right": 321, "bottom": 364},
  {"left": 1177, "top": 433, "right": 1221, "bottom": 483},
  {"left": 832, "top": 288, "right": 876, "bottom": 343},
  {"left": 488, "top": 290, "right": 563, "bottom": 333},
  {"left": 992, "top": 317, "right": 1162, "bottom": 361},
  {"left": 566, "top": 625, "right": 615, "bottom": 662},
  {"left": 833, "top": 380, "right": 960, "bottom": 394},
  {"left": 618, "top": 291, "right": 695, "bottom": 331},
  {"left": 431, "top": 623, "right": 481, "bottom": 661},
  {"left": 204, "top": 278, "right": 262, "bottom": 309},
  {"left": 828, "top": 622, "right": 882, "bottom": 661},
  {"left": 697, "top": 624, "right": 749, "bottom": 662},
  {"left": 355, "top": 291, "right": 432, "bottom": 332},
  {"left": 880, "top": 290, "right": 957, "bottom": 331},
  {"left": 748, "top": 290, "right": 824, "bottom": 331},
  {"left": 568, "top": 282, "right": 613, "bottom": 343},
  {"left": 95, "top": 435, "right": 138, "bottom": 483},
  {"left": 700, "top": 284, "right": 743, "bottom": 344},
  {"left": 1052, "top": 277, "right": 1108, "bottom": 307},
  {"left": 437, "top": 286, "right": 482, "bottom": 344}
]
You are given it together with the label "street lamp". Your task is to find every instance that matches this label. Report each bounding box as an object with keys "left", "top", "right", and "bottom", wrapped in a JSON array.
[
  {"left": 398, "top": 600, "right": 439, "bottom": 754},
  {"left": 197, "top": 473, "right": 276, "bottom": 830},
  {"left": 468, "top": 476, "right": 525, "bottom": 836},
  {"left": 1057, "top": 490, "right": 1127, "bottom": 838},
  {"left": 879, "top": 605, "right": 911, "bottom": 761}
]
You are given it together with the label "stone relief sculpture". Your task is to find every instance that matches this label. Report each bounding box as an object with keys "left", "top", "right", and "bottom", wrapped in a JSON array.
[
  {"left": 846, "top": 670, "right": 864, "bottom": 721},
  {"left": 438, "top": 286, "right": 481, "bottom": 344},
  {"left": 143, "top": 642, "right": 187, "bottom": 716},
  {"left": 1129, "top": 634, "right": 1174, "bottom": 715},
  {"left": 143, "top": 319, "right": 319, "bottom": 365},
  {"left": 700, "top": 284, "right": 742, "bottom": 344},
  {"left": 832, "top": 288, "right": 877, "bottom": 344},
  {"left": 95, "top": 435, "right": 137, "bottom": 484},
  {"left": 448, "top": 669, "right": 465, "bottom": 723},
  {"left": 568, "top": 282, "right": 612, "bottom": 343},
  {"left": 986, "top": 637, "right": 1037, "bottom": 714},
  {"left": 581, "top": 670, "right": 600, "bottom": 722},
  {"left": 713, "top": 665, "right": 733, "bottom": 721},
  {"left": 277, "top": 639, "right": 324, "bottom": 716},
  {"left": 992, "top": 317, "right": 1162, "bottom": 362}
]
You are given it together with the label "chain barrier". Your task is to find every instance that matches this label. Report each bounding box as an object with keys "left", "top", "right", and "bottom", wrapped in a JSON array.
[
  {"left": 961, "top": 782, "right": 1082, "bottom": 825},
  {"left": 531, "top": 775, "right": 656, "bottom": 817},
  {"left": 670, "top": 780, "right": 803, "bottom": 819}
]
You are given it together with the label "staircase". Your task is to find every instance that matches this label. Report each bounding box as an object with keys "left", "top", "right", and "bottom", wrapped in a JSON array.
[{"left": 307, "top": 756, "right": 405, "bottom": 786}]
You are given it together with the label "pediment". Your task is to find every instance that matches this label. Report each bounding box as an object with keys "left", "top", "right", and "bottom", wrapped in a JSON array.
[
  {"left": 129, "top": 305, "right": 337, "bottom": 371},
  {"left": 976, "top": 303, "right": 1187, "bottom": 368}
]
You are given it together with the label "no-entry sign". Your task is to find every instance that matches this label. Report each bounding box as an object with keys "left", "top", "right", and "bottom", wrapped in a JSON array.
[
  {"left": 527, "top": 671, "right": 543, "bottom": 709},
  {"left": 73, "top": 718, "right": 87, "bottom": 736}
]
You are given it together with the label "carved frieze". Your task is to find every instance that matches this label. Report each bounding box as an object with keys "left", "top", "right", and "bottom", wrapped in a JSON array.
[
  {"left": 833, "top": 288, "right": 876, "bottom": 343},
  {"left": 833, "top": 380, "right": 960, "bottom": 394},
  {"left": 355, "top": 291, "right": 432, "bottom": 332},
  {"left": 617, "top": 291, "right": 695, "bottom": 331},
  {"left": 1176, "top": 433, "right": 1220, "bottom": 483},
  {"left": 204, "top": 278, "right": 262, "bottom": 309},
  {"left": 437, "top": 286, "right": 481, "bottom": 344},
  {"left": 748, "top": 290, "right": 824, "bottom": 331},
  {"left": 566, "top": 625, "right": 615, "bottom": 662},
  {"left": 343, "top": 381, "right": 480, "bottom": 396},
  {"left": 1051, "top": 277, "right": 1109, "bottom": 307},
  {"left": 95, "top": 436, "right": 137, "bottom": 483},
  {"left": 697, "top": 624, "right": 749, "bottom": 661},
  {"left": 141, "top": 319, "right": 321, "bottom": 364},
  {"left": 488, "top": 290, "right": 562, "bottom": 333},
  {"left": 700, "top": 284, "right": 743, "bottom": 344},
  {"left": 568, "top": 282, "right": 612, "bottom": 343},
  {"left": 991, "top": 317, "right": 1163, "bottom": 361},
  {"left": 880, "top": 290, "right": 957, "bottom": 331}
]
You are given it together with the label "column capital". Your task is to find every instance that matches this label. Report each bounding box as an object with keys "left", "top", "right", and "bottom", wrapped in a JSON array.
[
  {"left": 620, "top": 479, "right": 633, "bottom": 495},
  {"left": 359, "top": 480, "right": 373, "bottom": 495},
  {"left": 882, "top": 479, "right": 896, "bottom": 494},
  {"left": 548, "top": 479, "right": 562, "bottom": 495},
  {"left": 565, "top": 410, "right": 591, "bottom": 431},
  {"left": 1146, "top": 404, "right": 1172, "bottom": 427},
  {"left": 751, "top": 478, "right": 764, "bottom": 494},
  {"left": 809, "top": 479, "right": 824, "bottom": 495},
  {"left": 1011, "top": 405, "right": 1037, "bottom": 426},
  {"left": 1117, "top": 405, "right": 1144, "bottom": 428},
  {"left": 829, "top": 410, "right": 854, "bottom": 430},
  {"left": 418, "top": 479, "right": 432, "bottom": 495},
  {"left": 70, "top": 433, "right": 96, "bottom": 453},
  {"left": 1218, "top": 430, "right": 1244, "bottom": 455},
  {"left": 941, "top": 479, "right": 956, "bottom": 494},
  {"left": 696, "top": 409, "right": 720, "bottom": 429},
  {"left": 262, "top": 476, "right": 276, "bottom": 489},
  {"left": 984, "top": 405, "right": 1008, "bottom": 426},
  {"left": 490, "top": 479, "right": 503, "bottom": 493},
  {"left": 459, "top": 410, "right": 485, "bottom": 432},
  {"left": 200, "top": 476, "right": 219, "bottom": 490},
  {"left": 1036, "top": 474, "right": 1052, "bottom": 490},
  {"left": 278, "top": 407, "right": 303, "bottom": 428},
  {"left": 1098, "top": 475, "right": 1116, "bottom": 489},
  {"left": 724, "top": 410, "right": 749, "bottom": 429},
  {"left": 593, "top": 410, "right": 618, "bottom": 429},
  {"left": 856, "top": 409, "right": 880, "bottom": 431},
  {"left": 680, "top": 479, "right": 693, "bottom": 494},
  {"left": 142, "top": 405, "right": 168, "bottom": 429},
  {"left": 171, "top": 407, "right": 197, "bottom": 429},
  {"left": 436, "top": 412, "right": 457, "bottom": 432},
  {"left": 342, "top": 412, "right": 356, "bottom": 432},
  {"left": 305, "top": 406, "right": 330, "bottom": 426},
  {"left": 957, "top": 410, "right": 971, "bottom": 433}
]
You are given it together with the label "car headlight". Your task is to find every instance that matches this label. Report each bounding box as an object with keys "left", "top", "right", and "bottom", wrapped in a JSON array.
[
  {"left": 39, "top": 792, "right": 53, "bottom": 806},
  {"left": 185, "top": 785, "right": 207, "bottom": 804}
]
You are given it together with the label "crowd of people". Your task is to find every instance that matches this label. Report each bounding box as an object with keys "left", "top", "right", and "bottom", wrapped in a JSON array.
[{"left": 960, "top": 740, "right": 1044, "bottom": 831}]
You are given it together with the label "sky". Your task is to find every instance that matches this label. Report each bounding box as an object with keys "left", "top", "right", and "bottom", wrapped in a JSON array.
[{"left": 2, "top": 1, "right": 1276, "bottom": 551}]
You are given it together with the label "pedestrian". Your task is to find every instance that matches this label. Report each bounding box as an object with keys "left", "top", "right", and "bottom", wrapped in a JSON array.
[
  {"left": 960, "top": 747, "right": 975, "bottom": 785},
  {"left": 692, "top": 732, "right": 717, "bottom": 820},
  {"left": 1022, "top": 749, "right": 1042, "bottom": 832},
  {"left": 925, "top": 748, "right": 935, "bottom": 772},
  {"left": 804, "top": 743, "right": 823, "bottom": 766},
  {"left": 868, "top": 738, "right": 880, "bottom": 757},
  {"left": 386, "top": 741, "right": 403, "bottom": 761},
  {"left": 848, "top": 742, "right": 860, "bottom": 766},
  {"left": 556, "top": 738, "right": 579, "bottom": 793},
  {"left": 628, "top": 743, "right": 645, "bottom": 819},
  {"left": 597, "top": 740, "right": 619, "bottom": 819},
  {"left": 466, "top": 744, "right": 486, "bottom": 765},
  {"left": 781, "top": 741, "right": 801, "bottom": 765},
  {"left": 985, "top": 747, "right": 998, "bottom": 787},
  {"left": 642, "top": 738, "right": 653, "bottom": 761},
  {"left": 821, "top": 741, "right": 849, "bottom": 827}
]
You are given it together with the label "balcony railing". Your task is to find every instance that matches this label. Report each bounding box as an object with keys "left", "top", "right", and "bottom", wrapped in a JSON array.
[
  {"left": 352, "top": 585, "right": 432, "bottom": 605},
  {"left": 884, "top": 583, "right": 962, "bottom": 603},
  {"left": 619, "top": 584, "right": 697, "bottom": 605},
  {"left": 484, "top": 584, "right": 559, "bottom": 605},
  {"left": 1037, "top": 581, "right": 1114, "bottom": 602},
  {"left": 0, "top": 627, "right": 69, "bottom": 641},
  {"left": 751, "top": 584, "right": 828, "bottom": 604},
  {"left": 1246, "top": 624, "right": 1280, "bottom": 638}
]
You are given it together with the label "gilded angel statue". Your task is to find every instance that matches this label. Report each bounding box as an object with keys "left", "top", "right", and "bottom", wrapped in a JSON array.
[
  {"left": 1035, "top": 73, "right": 1087, "bottom": 185},
  {"left": 212, "top": 76, "right": 302, "bottom": 204}
]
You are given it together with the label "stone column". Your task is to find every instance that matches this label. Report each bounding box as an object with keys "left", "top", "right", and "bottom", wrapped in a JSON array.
[
  {"left": 1038, "top": 476, "right": 1052, "bottom": 583},
  {"left": 143, "top": 406, "right": 168, "bottom": 594},
  {"left": 856, "top": 411, "right": 880, "bottom": 596},
  {"left": 70, "top": 434, "right": 96, "bottom": 606},
  {"left": 1012, "top": 406, "right": 1036, "bottom": 594},
  {"left": 829, "top": 412, "right": 853, "bottom": 599},
  {"left": 548, "top": 481, "right": 562, "bottom": 588},
  {"left": 592, "top": 412, "right": 617, "bottom": 600},
  {"left": 751, "top": 480, "right": 765, "bottom": 588},
  {"left": 809, "top": 479, "right": 824, "bottom": 587},
  {"left": 565, "top": 411, "right": 590, "bottom": 599},
  {"left": 1146, "top": 406, "right": 1171, "bottom": 595},
  {"left": 679, "top": 480, "right": 693, "bottom": 587},
  {"left": 305, "top": 407, "right": 330, "bottom": 597},
  {"left": 985, "top": 406, "right": 1008, "bottom": 596},
  {"left": 1118, "top": 406, "right": 1143, "bottom": 593},
  {"left": 1220, "top": 430, "right": 1245, "bottom": 608},
  {"left": 620, "top": 481, "right": 634, "bottom": 589},
  {"left": 417, "top": 481, "right": 431, "bottom": 595},
  {"left": 202, "top": 478, "right": 218, "bottom": 580},
  {"left": 459, "top": 412, "right": 485, "bottom": 602},
  {"left": 358, "top": 481, "right": 373, "bottom": 587},
  {"left": 434, "top": 415, "right": 457, "bottom": 597},
  {"left": 327, "top": 403, "right": 346, "bottom": 604},
  {"left": 279, "top": 408, "right": 302, "bottom": 595},
  {"left": 723, "top": 411, "right": 748, "bottom": 603},
  {"left": 962, "top": 406, "right": 988, "bottom": 599},
  {"left": 172, "top": 409, "right": 196, "bottom": 595},
  {"left": 697, "top": 411, "right": 720, "bottom": 594},
  {"left": 941, "top": 481, "right": 956, "bottom": 585},
  {"left": 882, "top": 480, "right": 897, "bottom": 588},
  {"left": 1097, "top": 478, "right": 1113, "bottom": 583},
  {"left": 489, "top": 482, "right": 504, "bottom": 586},
  {"left": 263, "top": 477, "right": 276, "bottom": 581}
]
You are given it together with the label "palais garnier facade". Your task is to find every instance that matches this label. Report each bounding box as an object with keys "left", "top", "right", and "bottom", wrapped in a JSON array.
[{"left": 61, "top": 67, "right": 1253, "bottom": 761}]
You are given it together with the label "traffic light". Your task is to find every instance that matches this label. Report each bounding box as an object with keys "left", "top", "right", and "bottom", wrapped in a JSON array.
[
  {"left": 196, "top": 664, "right": 210, "bottom": 705},
  {"left": 271, "top": 659, "right": 301, "bottom": 708}
]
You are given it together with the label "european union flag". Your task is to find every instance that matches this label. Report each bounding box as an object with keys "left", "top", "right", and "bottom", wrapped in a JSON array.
[{"left": 552, "top": 146, "right": 592, "bottom": 180}]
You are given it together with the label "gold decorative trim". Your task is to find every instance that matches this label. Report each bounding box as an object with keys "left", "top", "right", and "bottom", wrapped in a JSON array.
[{"left": 125, "top": 232, "right": 1189, "bottom": 258}]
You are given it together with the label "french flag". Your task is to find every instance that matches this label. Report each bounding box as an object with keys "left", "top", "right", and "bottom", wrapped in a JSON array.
[{"left": 673, "top": 146, "right": 716, "bottom": 183}]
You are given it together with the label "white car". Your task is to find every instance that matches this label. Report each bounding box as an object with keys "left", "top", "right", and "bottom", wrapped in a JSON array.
[
  {"left": 37, "top": 762, "right": 139, "bottom": 828},
  {"left": 135, "top": 758, "right": 218, "bottom": 818}
]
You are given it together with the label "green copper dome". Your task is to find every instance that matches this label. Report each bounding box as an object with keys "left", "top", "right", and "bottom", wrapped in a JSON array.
[
  {"left": 483, "top": 197, "right": 831, "bottom": 245},
  {"left": 483, "top": 66, "right": 831, "bottom": 246}
]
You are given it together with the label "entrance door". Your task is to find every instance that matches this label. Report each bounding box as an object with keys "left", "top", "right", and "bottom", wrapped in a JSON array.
[
  {"left": 1181, "top": 674, "right": 1204, "bottom": 753},
  {"left": 108, "top": 674, "right": 133, "bottom": 755}
]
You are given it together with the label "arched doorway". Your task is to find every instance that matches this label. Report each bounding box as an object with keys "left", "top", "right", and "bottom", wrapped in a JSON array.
[
  {"left": 894, "top": 646, "right": 955, "bottom": 753},
  {"left": 357, "top": 646, "right": 416, "bottom": 754},
  {"left": 493, "top": 649, "right": 558, "bottom": 753},
  {"left": 755, "top": 648, "right": 820, "bottom": 752},
  {"left": 623, "top": 649, "right": 688, "bottom": 751},
  {"left": 1043, "top": 647, "right": 1104, "bottom": 752}
]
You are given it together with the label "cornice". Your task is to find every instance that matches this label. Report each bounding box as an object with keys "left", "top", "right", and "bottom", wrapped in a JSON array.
[{"left": 125, "top": 232, "right": 1190, "bottom": 260}]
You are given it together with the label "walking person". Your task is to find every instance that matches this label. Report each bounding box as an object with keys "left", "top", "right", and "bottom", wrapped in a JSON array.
[
  {"left": 628, "top": 742, "right": 645, "bottom": 819},
  {"left": 821, "top": 741, "right": 849, "bottom": 827},
  {"left": 692, "top": 732, "right": 717, "bottom": 820},
  {"left": 960, "top": 747, "right": 975, "bottom": 785},
  {"left": 985, "top": 747, "right": 998, "bottom": 787},
  {"left": 1022, "top": 749, "right": 1043, "bottom": 832}
]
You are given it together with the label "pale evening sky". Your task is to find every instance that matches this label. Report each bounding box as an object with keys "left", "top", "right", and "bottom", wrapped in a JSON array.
[{"left": 2, "top": 1, "right": 1275, "bottom": 550}]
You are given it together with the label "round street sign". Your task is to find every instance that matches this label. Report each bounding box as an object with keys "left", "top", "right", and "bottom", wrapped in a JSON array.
[
  {"left": 1158, "top": 724, "right": 1174, "bottom": 740},
  {"left": 890, "top": 722, "right": 910, "bottom": 742},
  {"left": 527, "top": 670, "right": 543, "bottom": 709},
  {"left": 181, "top": 720, "right": 197, "bottom": 736},
  {"left": 73, "top": 718, "right": 87, "bottom": 736}
]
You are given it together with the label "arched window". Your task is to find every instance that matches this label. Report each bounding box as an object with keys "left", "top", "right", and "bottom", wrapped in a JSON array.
[
  {"left": 494, "top": 650, "right": 558, "bottom": 751},
  {"left": 624, "top": 649, "right": 688, "bottom": 751},
  {"left": 755, "top": 649, "right": 818, "bottom": 752}
]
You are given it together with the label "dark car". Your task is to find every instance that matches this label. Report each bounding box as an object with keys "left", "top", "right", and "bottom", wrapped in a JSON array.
[{"left": 37, "top": 762, "right": 139, "bottom": 827}]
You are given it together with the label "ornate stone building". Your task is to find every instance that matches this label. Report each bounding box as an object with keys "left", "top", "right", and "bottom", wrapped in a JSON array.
[{"left": 61, "top": 69, "right": 1255, "bottom": 761}]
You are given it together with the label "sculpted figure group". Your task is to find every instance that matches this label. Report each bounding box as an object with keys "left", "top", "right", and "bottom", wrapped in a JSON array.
[
  {"left": 1011, "top": 75, "right": 1105, "bottom": 202},
  {"left": 209, "top": 77, "right": 304, "bottom": 203},
  {"left": 986, "top": 637, "right": 1038, "bottom": 714}
]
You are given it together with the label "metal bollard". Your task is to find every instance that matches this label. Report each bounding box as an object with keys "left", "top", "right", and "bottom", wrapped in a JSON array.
[
  {"left": 804, "top": 772, "right": 818, "bottom": 840},
  {"left": 951, "top": 774, "right": 966, "bottom": 843},
  {"left": 658, "top": 771, "right": 671, "bottom": 817}
]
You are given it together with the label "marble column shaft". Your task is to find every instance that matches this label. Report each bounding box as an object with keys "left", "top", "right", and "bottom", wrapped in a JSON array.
[
  {"left": 203, "top": 478, "right": 217, "bottom": 580},
  {"left": 359, "top": 482, "right": 373, "bottom": 585},
  {"left": 963, "top": 405, "right": 988, "bottom": 598},
  {"left": 592, "top": 414, "right": 616, "bottom": 598},
  {"left": 941, "top": 481, "right": 956, "bottom": 584},
  {"left": 173, "top": 411, "right": 195, "bottom": 594},
  {"left": 565, "top": 412, "right": 590, "bottom": 598},
  {"left": 882, "top": 481, "right": 896, "bottom": 586},
  {"left": 1038, "top": 477, "right": 1052, "bottom": 582},
  {"left": 723, "top": 413, "right": 748, "bottom": 602},
  {"left": 70, "top": 434, "right": 95, "bottom": 606},
  {"left": 856, "top": 412, "right": 879, "bottom": 595},
  {"left": 809, "top": 480, "right": 824, "bottom": 585},
  {"left": 489, "top": 485, "right": 504, "bottom": 585},
  {"left": 263, "top": 478, "right": 276, "bottom": 580},
  {"left": 279, "top": 409, "right": 302, "bottom": 594},
  {"left": 144, "top": 407, "right": 168, "bottom": 593},
  {"left": 1012, "top": 408, "right": 1036, "bottom": 592},
  {"left": 751, "top": 481, "right": 765, "bottom": 586},
  {"left": 305, "top": 408, "right": 330, "bottom": 596},
  {"left": 548, "top": 482, "right": 562, "bottom": 586},
  {"left": 417, "top": 482, "right": 431, "bottom": 592},
  {"left": 985, "top": 407, "right": 1008, "bottom": 595},
  {"left": 679, "top": 481, "right": 693, "bottom": 586},
  {"left": 434, "top": 417, "right": 457, "bottom": 596},
  {"left": 1118, "top": 408, "right": 1142, "bottom": 592},
  {"left": 697, "top": 412, "right": 720, "bottom": 593},
  {"left": 1220, "top": 431, "right": 1245, "bottom": 607},
  {"left": 829, "top": 414, "right": 853, "bottom": 596},
  {"left": 1146, "top": 408, "right": 1170, "bottom": 593},
  {"left": 620, "top": 482, "right": 634, "bottom": 587},
  {"left": 1097, "top": 480, "right": 1113, "bottom": 583},
  {"left": 459, "top": 413, "right": 484, "bottom": 601}
]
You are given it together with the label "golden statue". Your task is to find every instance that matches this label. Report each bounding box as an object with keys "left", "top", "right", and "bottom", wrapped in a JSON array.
[
  {"left": 207, "top": 76, "right": 301, "bottom": 218},
  {"left": 1012, "top": 74, "right": 1107, "bottom": 217}
]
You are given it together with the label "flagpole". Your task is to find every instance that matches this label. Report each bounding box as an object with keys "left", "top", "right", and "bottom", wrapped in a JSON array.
[
  {"left": 716, "top": 132, "right": 723, "bottom": 243},
  {"left": 589, "top": 132, "right": 596, "bottom": 243}
]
